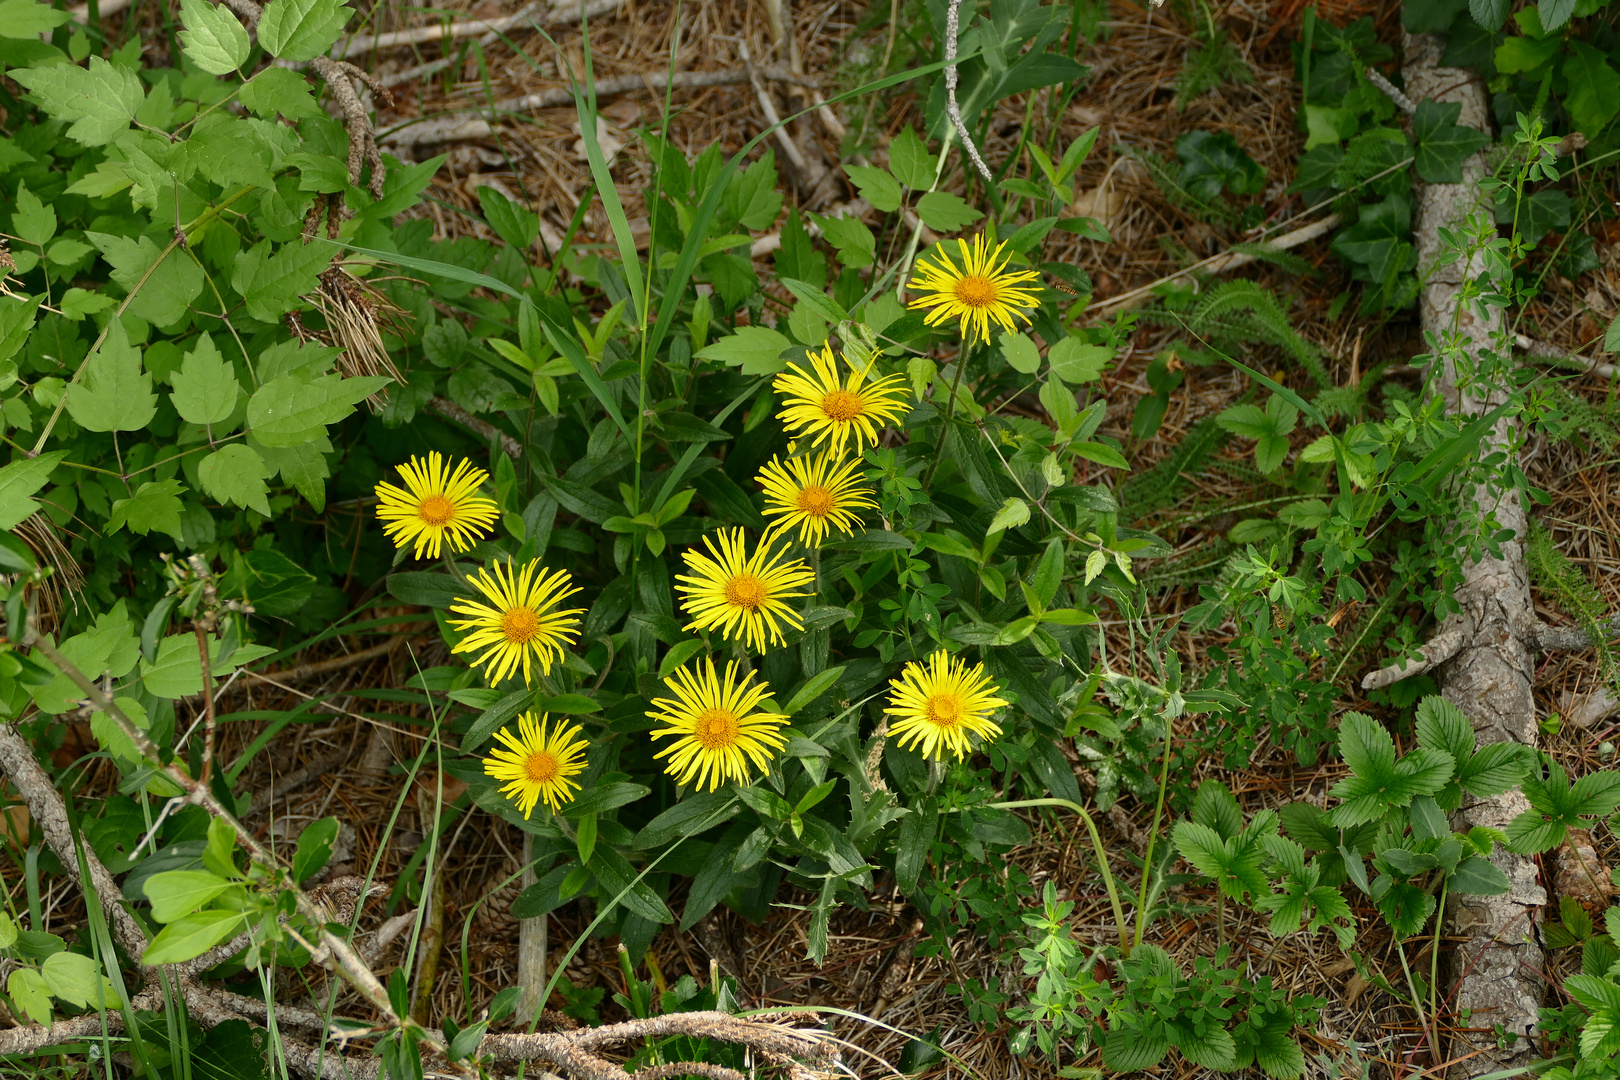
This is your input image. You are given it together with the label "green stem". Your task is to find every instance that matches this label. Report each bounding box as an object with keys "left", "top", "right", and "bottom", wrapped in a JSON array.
[
  {"left": 1135, "top": 704, "right": 1176, "bottom": 952},
  {"left": 922, "top": 348, "right": 972, "bottom": 487},
  {"left": 993, "top": 798, "right": 1130, "bottom": 957}
]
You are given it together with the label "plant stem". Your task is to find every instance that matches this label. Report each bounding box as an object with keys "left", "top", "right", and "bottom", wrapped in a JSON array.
[
  {"left": 195, "top": 625, "right": 217, "bottom": 787},
  {"left": 994, "top": 798, "right": 1130, "bottom": 957},
  {"left": 1135, "top": 704, "right": 1176, "bottom": 952},
  {"left": 923, "top": 348, "right": 972, "bottom": 488}
]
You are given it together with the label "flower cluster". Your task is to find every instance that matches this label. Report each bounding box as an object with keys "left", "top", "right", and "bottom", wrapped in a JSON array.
[{"left": 374, "top": 232, "right": 1030, "bottom": 817}]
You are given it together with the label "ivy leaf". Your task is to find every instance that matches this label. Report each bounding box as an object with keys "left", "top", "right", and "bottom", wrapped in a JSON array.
[
  {"left": 0, "top": 0, "right": 71, "bottom": 37},
  {"left": 170, "top": 334, "right": 238, "bottom": 426},
  {"left": 178, "top": 0, "right": 249, "bottom": 75},
  {"left": 257, "top": 0, "right": 352, "bottom": 62},
  {"left": 1412, "top": 100, "right": 1489, "bottom": 183},
  {"left": 888, "top": 126, "right": 934, "bottom": 190},
  {"left": 1331, "top": 194, "right": 1415, "bottom": 284},
  {"left": 0, "top": 451, "right": 68, "bottom": 532},
  {"left": 86, "top": 232, "right": 203, "bottom": 328},
  {"left": 694, "top": 325, "right": 791, "bottom": 375},
  {"left": 1177, "top": 130, "right": 1265, "bottom": 200},
  {"left": 197, "top": 444, "right": 274, "bottom": 516},
  {"left": 108, "top": 480, "right": 186, "bottom": 539},
  {"left": 65, "top": 322, "right": 158, "bottom": 432},
  {"left": 12, "top": 57, "right": 142, "bottom": 146},
  {"left": 1564, "top": 42, "right": 1620, "bottom": 136},
  {"left": 246, "top": 371, "right": 388, "bottom": 446},
  {"left": 914, "top": 191, "right": 983, "bottom": 233},
  {"left": 231, "top": 239, "right": 332, "bottom": 323},
  {"left": 7, "top": 968, "right": 51, "bottom": 1024},
  {"left": 237, "top": 66, "right": 322, "bottom": 119},
  {"left": 842, "top": 165, "right": 902, "bottom": 213}
]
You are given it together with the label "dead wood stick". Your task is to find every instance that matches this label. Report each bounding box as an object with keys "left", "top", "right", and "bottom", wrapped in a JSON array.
[
  {"left": 383, "top": 67, "right": 817, "bottom": 149},
  {"left": 255, "top": 636, "right": 410, "bottom": 684},
  {"left": 1515, "top": 334, "right": 1620, "bottom": 380},
  {"left": 333, "top": 0, "right": 624, "bottom": 59},
  {"left": 429, "top": 396, "right": 524, "bottom": 460}
]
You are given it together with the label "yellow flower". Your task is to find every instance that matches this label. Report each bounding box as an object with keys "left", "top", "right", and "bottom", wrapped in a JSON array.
[
  {"left": 756, "top": 451, "right": 877, "bottom": 547},
  {"left": 772, "top": 345, "right": 909, "bottom": 457},
  {"left": 375, "top": 452, "right": 500, "bottom": 560},
  {"left": 676, "top": 529, "right": 815, "bottom": 652},
  {"left": 884, "top": 649, "right": 1008, "bottom": 761},
  {"left": 449, "top": 560, "right": 585, "bottom": 685},
  {"left": 648, "top": 658, "right": 787, "bottom": 791},
  {"left": 906, "top": 234, "right": 1041, "bottom": 345},
  {"left": 483, "top": 712, "right": 588, "bottom": 817}
]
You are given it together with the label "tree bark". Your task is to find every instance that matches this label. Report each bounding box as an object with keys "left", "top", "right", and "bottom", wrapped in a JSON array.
[{"left": 1401, "top": 32, "right": 1547, "bottom": 1073}]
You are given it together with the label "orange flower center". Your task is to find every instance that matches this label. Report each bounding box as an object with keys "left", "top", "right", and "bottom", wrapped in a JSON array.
[
  {"left": 724, "top": 574, "right": 766, "bottom": 610},
  {"left": 694, "top": 708, "right": 741, "bottom": 750},
  {"left": 953, "top": 275, "right": 999, "bottom": 308},
  {"left": 820, "top": 389, "right": 863, "bottom": 422},
  {"left": 417, "top": 493, "right": 456, "bottom": 526},
  {"left": 524, "top": 751, "right": 560, "bottom": 783},
  {"left": 925, "top": 694, "right": 964, "bottom": 728},
  {"left": 795, "top": 485, "right": 834, "bottom": 518},
  {"left": 501, "top": 606, "right": 540, "bottom": 644}
]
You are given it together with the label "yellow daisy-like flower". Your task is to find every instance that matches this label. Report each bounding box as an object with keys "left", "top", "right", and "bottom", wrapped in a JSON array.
[
  {"left": 676, "top": 528, "right": 814, "bottom": 652},
  {"left": 648, "top": 658, "right": 788, "bottom": 791},
  {"left": 375, "top": 452, "right": 500, "bottom": 560},
  {"left": 884, "top": 649, "right": 1008, "bottom": 762},
  {"left": 906, "top": 233, "right": 1041, "bottom": 345},
  {"left": 756, "top": 451, "right": 877, "bottom": 547},
  {"left": 772, "top": 345, "right": 909, "bottom": 457},
  {"left": 482, "top": 712, "right": 588, "bottom": 817},
  {"left": 449, "top": 560, "right": 585, "bottom": 685}
]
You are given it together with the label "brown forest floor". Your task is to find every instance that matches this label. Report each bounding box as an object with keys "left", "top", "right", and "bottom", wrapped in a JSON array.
[{"left": 25, "top": 0, "right": 1620, "bottom": 1076}]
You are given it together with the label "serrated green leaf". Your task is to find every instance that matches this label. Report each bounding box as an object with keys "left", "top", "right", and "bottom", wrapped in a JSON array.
[
  {"left": 231, "top": 239, "right": 332, "bottom": 323},
  {"left": 257, "top": 0, "right": 352, "bottom": 61},
  {"left": 246, "top": 371, "right": 388, "bottom": 445},
  {"left": 238, "top": 66, "right": 322, "bottom": 119},
  {"left": 108, "top": 480, "right": 186, "bottom": 539},
  {"left": 1450, "top": 854, "right": 1510, "bottom": 895},
  {"left": 1414, "top": 695, "right": 1473, "bottom": 766},
  {"left": 254, "top": 436, "right": 332, "bottom": 513},
  {"left": 1047, "top": 338, "right": 1111, "bottom": 383},
  {"left": 694, "top": 325, "right": 791, "bottom": 375},
  {"left": 810, "top": 212, "right": 876, "bottom": 268},
  {"left": 65, "top": 321, "right": 157, "bottom": 432},
  {"left": 86, "top": 232, "right": 202, "bottom": 327},
  {"left": 987, "top": 497, "right": 1029, "bottom": 534},
  {"left": 0, "top": 451, "right": 68, "bottom": 532},
  {"left": 888, "top": 126, "right": 935, "bottom": 190},
  {"left": 10, "top": 182, "right": 55, "bottom": 247},
  {"left": 13, "top": 57, "right": 142, "bottom": 146},
  {"left": 0, "top": 0, "right": 71, "bottom": 38},
  {"left": 197, "top": 444, "right": 274, "bottom": 516},
  {"left": 1458, "top": 741, "right": 1530, "bottom": 798},
  {"left": 843, "top": 164, "right": 902, "bottom": 213},
  {"left": 170, "top": 333, "right": 238, "bottom": 425},
  {"left": 179, "top": 0, "right": 250, "bottom": 74},
  {"left": 915, "top": 190, "right": 983, "bottom": 232}
]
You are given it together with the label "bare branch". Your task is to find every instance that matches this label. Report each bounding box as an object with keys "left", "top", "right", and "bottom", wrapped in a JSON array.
[
  {"left": 429, "top": 397, "right": 524, "bottom": 460},
  {"left": 1360, "top": 624, "right": 1469, "bottom": 690}
]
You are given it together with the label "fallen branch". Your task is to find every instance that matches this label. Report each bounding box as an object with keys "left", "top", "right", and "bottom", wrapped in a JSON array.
[
  {"left": 382, "top": 67, "right": 817, "bottom": 149},
  {"left": 429, "top": 396, "right": 524, "bottom": 460},
  {"left": 1514, "top": 334, "right": 1620, "bottom": 380},
  {"left": 333, "top": 0, "right": 625, "bottom": 59}
]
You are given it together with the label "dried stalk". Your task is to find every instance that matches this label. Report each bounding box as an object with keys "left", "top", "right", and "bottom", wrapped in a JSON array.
[{"left": 336, "top": 0, "right": 627, "bottom": 59}]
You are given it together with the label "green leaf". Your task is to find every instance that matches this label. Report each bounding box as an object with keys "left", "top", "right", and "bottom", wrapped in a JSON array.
[
  {"left": 86, "top": 232, "right": 203, "bottom": 328},
  {"left": 1571, "top": 771, "right": 1620, "bottom": 817},
  {"left": 782, "top": 666, "right": 846, "bottom": 717},
  {"left": 108, "top": 480, "right": 186, "bottom": 539},
  {"left": 779, "top": 277, "right": 849, "bottom": 324},
  {"left": 478, "top": 186, "right": 540, "bottom": 250},
  {"left": 915, "top": 191, "right": 983, "bottom": 232},
  {"left": 255, "top": 438, "right": 331, "bottom": 512},
  {"left": 460, "top": 689, "right": 533, "bottom": 751},
  {"left": 7, "top": 968, "right": 51, "bottom": 1024},
  {"left": 1564, "top": 42, "right": 1620, "bottom": 136},
  {"left": 40, "top": 951, "right": 106, "bottom": 1009},
  {"left": 246, "top": 371, "right": 389, "bottom": 446},
  {"left": 0, "top": 0, "right": 71, "bottom": 37},
  {"left": 179, "top": 0, "right": 250, "bottom": 74},
  {"left": 987, "top": 497, "right": 1029, "bottom": 534},
  {"left": 170, "top": 334, "right": 238, "bottom": 426},
  {"left": 10, "top": 182, "right": 55, "bottom": 247},
  {"left": 694, "top": 325, "right": 791, "bottom": 375},
  {"left": 143, "top": 870, "right": 234, "bottom": 923},
  {"left": 1414, "top": 695, "right": 1473, "bottom": 764},
  {"left": 896, "top": 807, "right": 931, "bottom": 892},
  {"left": 143, "top": 910, "right": 247, "bottom": 965},
  {"left": 0, "top": 451, "right": 68, "bottom": 532},
  {"left": 231, "top": 239, "right": 332, "bottom": 323},
  {"left": 141, "top": 633, "right": 273, "bottom": 699},
  {"left": 1450, "top": 854, "right": 1510, "bottom": 895},
  {"left": 634, "top": 792, "right": 738, "bottom": 849},
  {"left": 1031, "top": 537, "right": 1063, "bottom": 609},
  {"left": 257, "top": 0, "right": 352, "bottom": 61},
  {"left": 1177, "top": 130, "right": 1265, "bottom": 199},
  {"left": 1047, "top": 338, "right": 1112, "bottom": 383},
  {"left": 1071, "top": 441, "right": 1129, "bottom": 469},
  {"left": 810, "top": 213, "right": 876, "bottom": 269},
  {"left": 0, "top": 295, "right": 39, "bottom": 363},
  {"left": 1104, "top": 1026, "right": 1171, "bottom": 1071},
  {"left": 1001, "top": 331, "right": 1040, "bottom": 374},
  {"left": 237, "top": 66, "right": 322, "bottom": 119},
  {"left": 889, "top": 126, "right": 935, "bottom": 189},
  {"left": 1412, "top": 100, "right": 1489, "bottom": 183},
  {"left": 65, "top": 321, "right": 158, "bottom": 432},
  {"left": 587, "top": 847, "right": 672, "bottom": 923},
  {"left": 842, "top": 165, "right": 902, "bottom": 213},
  {"left": 1539, "top": 0, "right": 1576, "bottom": 30},
  {"left": 198, "top": 444, "right": 274, "bottom": 516},
  {"left": 292, "top": 817, "right": 340, "bottom": 883},
  {"left": 13, "top": 57, "right": 142, "bottom": 146}
]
